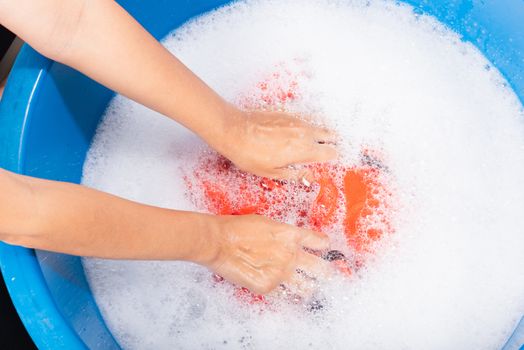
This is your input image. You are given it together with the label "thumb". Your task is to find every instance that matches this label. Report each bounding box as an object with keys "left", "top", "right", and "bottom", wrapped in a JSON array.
[{"left": 297, "top": 228, "right": 330, "bottom": 251}]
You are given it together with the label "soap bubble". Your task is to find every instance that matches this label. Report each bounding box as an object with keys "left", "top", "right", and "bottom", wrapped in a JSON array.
[{"left": 82, "top": 0, "right": 524, "bottom": 349}]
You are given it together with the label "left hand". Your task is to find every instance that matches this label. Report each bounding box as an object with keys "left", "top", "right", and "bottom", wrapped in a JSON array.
[{"left": 199, "top": 214, "right": 331, "bottom": 295}]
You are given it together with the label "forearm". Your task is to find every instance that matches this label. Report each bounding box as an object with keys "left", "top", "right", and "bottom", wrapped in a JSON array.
[
  {"left": 0, "top": 169, "right": 219, "bottom": 262},
  {"left": 0, "top": 0, "right": 235, "bottom": 142}
]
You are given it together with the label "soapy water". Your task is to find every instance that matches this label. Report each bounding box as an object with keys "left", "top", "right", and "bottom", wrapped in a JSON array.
[
  {"left": 187, "top": 144, "right": 392, "bottom": 305},
  {"left": 81, "top": 0, "right": 524, "bottom": 349},
  {"left": 185, "top": 61, "right": 395, "bottom": 304}
]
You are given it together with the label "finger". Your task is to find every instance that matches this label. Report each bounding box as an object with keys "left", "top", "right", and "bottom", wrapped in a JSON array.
[
  {"left": 304, "top": 143, "right": 339, "bottom": 163},
  {"left": 283, "top": 271, "right": 318, "bottom": 298},
  {"left": 281, "top": 143, "right": 338, "bottom": 167},
  {"left": 297, "top": 227, "right": 330, "bottom": 251},
  {"left": 295, "top": 251, "right": 333, "bottom": 279},
  {"left": 293, "top": 116, "right": 337, "bottom": 143},
  {"left": 272, "top": 144, "right": 337, "bottom": 181},
  {"left": 310, "top": 126, "right": 339, "bottom": 144},
  {"left": 295, "top": 113, "right": 317, "bottom": 124},
  {"left": 274, "top": 166, "right": 314, "bottom": 183},
  {"left": 242, "top": 167, "right": 286, "bottom": 180}
]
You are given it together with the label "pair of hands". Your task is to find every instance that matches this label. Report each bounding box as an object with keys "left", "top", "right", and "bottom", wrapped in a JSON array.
[
  {"left": 1, "top": 0, "right": 337, "bottom": 295},
  {"left": 0, "top": 0, "right": 337, "bottom": 295},
  {"left": 197, "top": 108, "right": 339, "bottom": 295}
]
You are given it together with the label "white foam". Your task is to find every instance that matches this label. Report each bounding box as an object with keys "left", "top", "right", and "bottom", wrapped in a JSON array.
[{"left": 81, "top": 0, "right": 524, "bottom": 349}]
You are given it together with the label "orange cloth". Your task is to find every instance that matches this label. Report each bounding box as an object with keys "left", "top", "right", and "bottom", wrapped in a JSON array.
[
  {"left": 191, "top": 158, "right": 391, "bottom": 267},
  {"left": 185, "top": 62, "right": 393, "bottom": 303}
]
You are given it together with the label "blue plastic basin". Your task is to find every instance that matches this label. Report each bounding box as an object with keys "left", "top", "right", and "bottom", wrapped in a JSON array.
[{"left": 0, "top": 0, "right": 523, "bottom": 349}]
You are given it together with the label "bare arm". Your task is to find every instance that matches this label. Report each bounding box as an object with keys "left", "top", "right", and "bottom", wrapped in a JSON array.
[
  {"left": 0, "top": 0, "right": 334, "bottom": 293},
  {"left": 0, "top": 168, "right": 214, "bottom": 261},
  {"left": 0, "top": 169, "right": 329, "bottom": 294},
  {"left": 0, "top": 0, "right": 227, "bottom": 142},
  {"left": 0, "top": 0, "right": 337, "bottom": 179}
]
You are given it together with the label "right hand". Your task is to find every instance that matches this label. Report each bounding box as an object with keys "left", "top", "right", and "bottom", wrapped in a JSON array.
[
  {"left": 208, "top": 107, "right": 338, "bottom": 181},
  {"left": 202, "top": 214, "right": 331, "bottom": 295}
]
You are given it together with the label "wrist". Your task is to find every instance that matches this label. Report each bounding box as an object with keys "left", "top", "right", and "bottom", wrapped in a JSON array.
[
  {"left": 203, "top": 103, "right": 245, "bottom": 156},
  {"left": 187, "top": 213, "right": 225, "bottom": 267}
]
